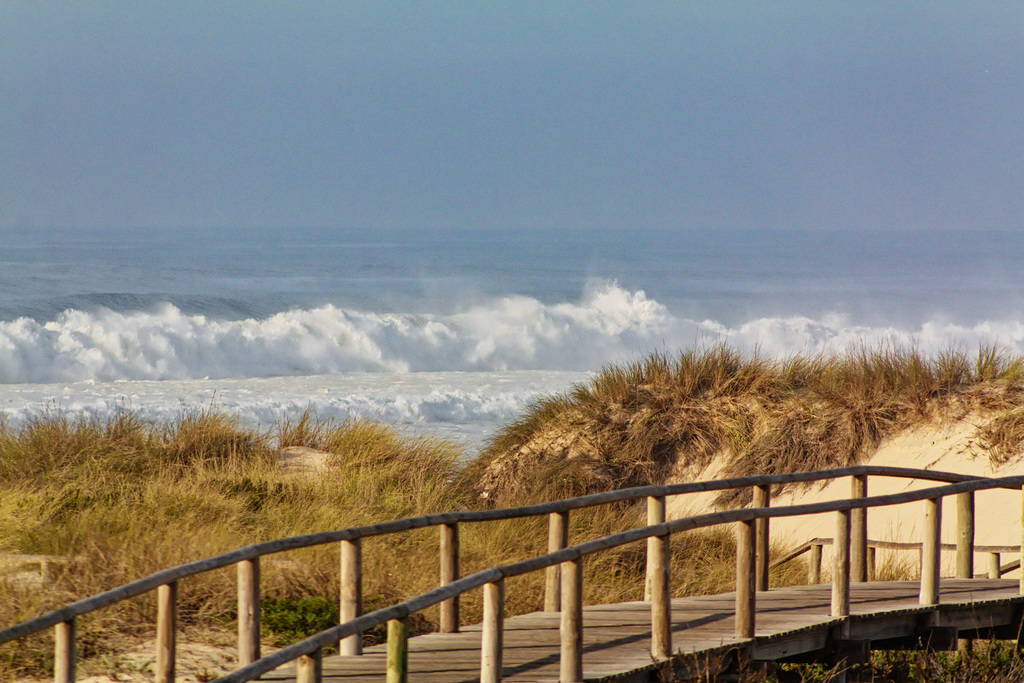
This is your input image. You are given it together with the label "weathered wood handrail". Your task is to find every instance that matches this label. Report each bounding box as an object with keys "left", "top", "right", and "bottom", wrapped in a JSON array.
[
  {"left": 772, "top": 538, "right": 1024, "bottom": 568},
  {"left": 3, "top": 465, "right": 1021, "bottom": 683},
  {"left": 2, "top": 465, "right": 993, "bottom": 645},
  {"left": 209, "top": 475, "right": 1024, "bottom": 683}
]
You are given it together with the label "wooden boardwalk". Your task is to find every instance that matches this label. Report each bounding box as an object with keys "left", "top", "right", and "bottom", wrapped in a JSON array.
[
  {"left": 6, "top": 467, "right": 1024, "bottom": 683},
  {"left": 262, "top": 580, "right": 1024, "bottom": 683}
]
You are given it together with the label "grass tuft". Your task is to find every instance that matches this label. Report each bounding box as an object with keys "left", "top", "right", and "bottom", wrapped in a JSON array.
[{"left": 473, "top": 344, "right": 1024, "bottom": 505}]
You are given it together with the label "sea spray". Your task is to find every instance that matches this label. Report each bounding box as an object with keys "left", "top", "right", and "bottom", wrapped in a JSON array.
[
  {"left": 3, "top": 281, "right": 1024, "bottom": 384},
  {"left": 0, "top": 371, "right": 588, "bottom": 449}
]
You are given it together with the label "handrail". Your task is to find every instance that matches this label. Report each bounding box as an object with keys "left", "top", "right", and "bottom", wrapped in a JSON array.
[
  {"left": 772, "top": 537, "right": 1024, "bottom": 585},
  {"left": 215, "top": 474, "right": 1024, "bottom": 683},
  {"left": 0, "top": 464, "right": 996, "bottom": 644},
  {"left": 1, "top": 464, "right": 1019, "bottom": 683},
  {"left": 771, "top": 537, "right": 1022, "bottom": 570}
]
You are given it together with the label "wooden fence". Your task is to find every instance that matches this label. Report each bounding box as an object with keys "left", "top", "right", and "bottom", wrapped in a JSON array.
[
  {"left": 1, "top": 465, "right": 1022, "bottom": 683},
  {"left": 771, "top": 536, "right": 1023, "bottom": 583}
]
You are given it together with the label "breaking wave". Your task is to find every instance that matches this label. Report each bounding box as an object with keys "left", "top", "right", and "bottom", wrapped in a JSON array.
[{"left": 2, "top": 281, "right": 1023, "bottom": 384}]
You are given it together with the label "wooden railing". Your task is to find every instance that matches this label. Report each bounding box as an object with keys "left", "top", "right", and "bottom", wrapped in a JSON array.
[
  {"left": 1, "top": 465, "right": 1021, "bottom": 683},
  {"left": 771, "top": 537, "right": 1023, "bottom": 582}
]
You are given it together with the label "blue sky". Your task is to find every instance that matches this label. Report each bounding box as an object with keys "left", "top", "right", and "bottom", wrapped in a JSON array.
[{"left": 2, "top": 2, "right": 1022, "bottom": 232}]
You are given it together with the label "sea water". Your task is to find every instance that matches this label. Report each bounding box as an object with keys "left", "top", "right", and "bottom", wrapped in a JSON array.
[{"left": 2, "top": 226, "right": 1023, "bottom": 451}]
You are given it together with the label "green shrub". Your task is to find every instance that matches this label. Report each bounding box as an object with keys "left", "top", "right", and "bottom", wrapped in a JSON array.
[{"left": 261, "top": 596, "right": 338, "bottom": 646}]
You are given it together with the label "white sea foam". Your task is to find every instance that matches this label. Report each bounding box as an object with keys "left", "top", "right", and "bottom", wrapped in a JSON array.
[
  {"left": 2, "top": 281, "right": 1023, "bottom": 385},
  {"left": 0, "top": 371, "right": 587, "bottom": 450},
  {"left": 4, "top": 281, "right": 1024, "bottom": 450}
]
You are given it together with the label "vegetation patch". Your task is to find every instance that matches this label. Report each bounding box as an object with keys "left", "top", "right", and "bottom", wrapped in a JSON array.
[
  {"left": 4, "top": 344, "right": 1024, "bottom": 679},
  {"left": 468, "top": 344, "right": 1024, "bottom": 506},
  {"left": 260, "top": 596, "right": 338, "bottom": 647}
]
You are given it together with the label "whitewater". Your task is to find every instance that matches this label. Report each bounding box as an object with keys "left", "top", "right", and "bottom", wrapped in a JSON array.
[{"left": 3, "top": 227, "right": 1023, "bottom": 449}]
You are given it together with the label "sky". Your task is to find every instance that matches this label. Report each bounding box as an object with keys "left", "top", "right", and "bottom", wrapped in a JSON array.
[{"left": 2, "top": 2, "right": 1023, "bottom": 233}]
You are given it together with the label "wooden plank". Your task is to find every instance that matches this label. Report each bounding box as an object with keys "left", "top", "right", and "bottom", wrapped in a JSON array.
[
  {"left": 936, "top": 603, "right": 1017, "bottom": 630},
  {"left": 286, "top": 582, "right": 1018, "bottom": 683},
  {"left": 753, "top": 628, "right": 828, "bottom": 660},
  {"left": 847, "top": 612, "right": 924, "bottom": 641},
  {"left": 261, "top": 581, "right": 1019, "bottom": 683}
]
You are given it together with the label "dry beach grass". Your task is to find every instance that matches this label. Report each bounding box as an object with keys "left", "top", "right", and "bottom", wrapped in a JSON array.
[
  {"left": 3, "top": 345, "right": 1024, "bottom": 679},
  {"left": 0, "top": 409, "right": 754, "bottom": 680},
  {"left": 469, "top": 344, "right": 1024, "bottom": 505}
]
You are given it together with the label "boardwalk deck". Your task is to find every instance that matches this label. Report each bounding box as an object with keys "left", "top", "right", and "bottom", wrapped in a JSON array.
[
  {"left": 262, "top": 580, "right": 1024, "bottom": 682},
  {"left": 7, "top": 468, "right": 1024, "bottom": 683}
]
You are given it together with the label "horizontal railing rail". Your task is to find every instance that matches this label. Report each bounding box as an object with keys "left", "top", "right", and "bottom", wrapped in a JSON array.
[
  {"left": 0, "top": 465, "right": 994, "bottom": 644},
  {"left": 215, "top": 475, "right": 1024, "bottom": 683},
  {"left": 2, "top": 464, "right": 1020, "bottom": 683},
  {"left": 773, "top": 537, "right": 1022, "bottom": 567},
  {"left": 773, "top": 537, "right": 1023, "bottom": 581}
]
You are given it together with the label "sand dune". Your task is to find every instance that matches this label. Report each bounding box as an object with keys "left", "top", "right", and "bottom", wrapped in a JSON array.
[{"left": 668, "top": 416, "right": 1024, "bottom": 576}]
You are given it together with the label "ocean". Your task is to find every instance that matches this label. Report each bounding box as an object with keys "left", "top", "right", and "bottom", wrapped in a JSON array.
[{"left": 2, "top": 226, "right": 1022, "bottom": 450}]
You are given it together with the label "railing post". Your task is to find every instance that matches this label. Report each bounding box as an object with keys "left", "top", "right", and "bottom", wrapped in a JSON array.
[
  {"left": 735, "top": 517, "right": 756, "bottom": 639},
  {"left": 296, "top": 647, "right": 323, "bottom": 683},
  {"left": 867, "top": 546, "right": 877, "bottom": 582},
  {"left": 649, "top": 509, "right": 671, "bottom": 660},
  {"left": 156, "top": 581, "right": 177, "bottom": 683},
  {"left": 560, "top": 555, "right": 583, "bottom": 683},
  {"left": 237, "top": 557, "right": 260, "bottom": 666},
  {"left": 753, "top": 484, "right": 770, "bottom": 592},
  {"left": 832, "top": 510, "right": 851, "bottom": 617},
  {"left": 1020, "top": 485, "right": 1024, "bottom": 595},
  {"left": 545, "top": 511, "right": 569, "bottom": 612},
  {"left": 341, "top": 538, "right": 363, "bottom": 655},
  {"left": 920, "top": 497, "right": 942, "bottom": 605},
  {"left": 386, "top": 617, "right": 409, "bottom": 683},
  {"left": 645, "top": 495, "right": 666, "bottom": 601},
  {"left": 851, "top": 475, "right": 868, "bottom": 582},
  {"left": 440, "top": 523, "right": 460, "bottom": 633},
  {"left": 54, "top": 618, "right": 76, "bottom": 683},
  {"left": 988, "top": 552, "right": 1002, "bottom": 579},
  {"left": 809, "top": 543, "right": 822, "bottom": 584},
  {"left": 481, "top": 579, "right": 504, "bottom": 683},
  {"left": 956, "top": 491, "right": 975, "bottom": 580}
]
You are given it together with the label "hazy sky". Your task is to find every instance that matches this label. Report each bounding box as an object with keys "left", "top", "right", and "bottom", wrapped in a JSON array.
[{"left": 2, "top": 2, "right": 1023, "bottom": 232}]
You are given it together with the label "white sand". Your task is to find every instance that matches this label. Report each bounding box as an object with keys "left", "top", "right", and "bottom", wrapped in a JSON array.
[{"left": 667, "top": 416, "right": 1024, "bottom": 576}]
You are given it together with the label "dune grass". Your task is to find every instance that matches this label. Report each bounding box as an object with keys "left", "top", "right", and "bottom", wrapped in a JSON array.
[
  {"left": 0, "top": 408, "right": 766, "bottom": 679},
  {"left": 4, "top": 344, "right": 1024, "bottom": 679},
  {"left": 0, "top": 410, "right": 471, "bottom": 678},
  {"left": 470, "top": 344, "right": 1024, "bottom": 505}
]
